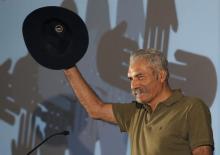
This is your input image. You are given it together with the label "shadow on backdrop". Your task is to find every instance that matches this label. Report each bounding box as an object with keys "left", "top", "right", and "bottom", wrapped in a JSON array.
[
  {"left": 117, "top": 0, "right": 145, "bottom": 39},
  {"left": 11, "top": 54, "right": 43, "bottom": 111},
  {"left": 97, "top": 21, "right": 138, "bottom": 91},
  {"left": 80, "top": 0, "right": 111, "bottom": 74},
  {"left": 2, "top": 0, "right": 217, "bottom": 154},
  {"left": 7, "top": 53, "right": 45, "bottom": 155},
  {"left": 143, "top": 0, "right": 178, "bottom": 57},
  {"left": 96, "top": 0, "right": 217, "bottom": 107},
  {"left": 33, "top": 94, "right": 84, "bottom": 155},
  {"left": 34, "top": 0, "right": 127, "bottom": 155},
  {"left": 11, "top": 112, "right": 43, "bottom": 155},
  {"left": 6, "top": 0, "right": 79, "bottom": 153},
  {"left": 0, "top": 59, "right": 20, "bottom": 125},
  {"left": 80, "top": 1, "right": 128, "bottom": 154},
  {"left": 97, "top": 0, "right": 177, "bottom": 91},
  {"left": 169, "top": 49, "right": 217, "bottom": 107}
]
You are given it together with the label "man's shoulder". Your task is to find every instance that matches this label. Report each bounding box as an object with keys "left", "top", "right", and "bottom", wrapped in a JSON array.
[{"left": 180, "top": 95, "right": 209, "bottom": 111}]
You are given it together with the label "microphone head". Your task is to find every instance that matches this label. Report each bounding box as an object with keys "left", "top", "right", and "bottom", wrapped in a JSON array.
[{"left": 62, "top": 130, "right": 70, "bottom": 136}]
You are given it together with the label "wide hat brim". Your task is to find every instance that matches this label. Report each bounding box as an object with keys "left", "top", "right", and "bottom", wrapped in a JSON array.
[{"left": 22, "top": 6, "right": 89, "bottom": 70}]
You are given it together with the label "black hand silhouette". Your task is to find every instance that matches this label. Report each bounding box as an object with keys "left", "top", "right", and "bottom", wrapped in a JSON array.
[
  {"left": 97, "top": 21, "right": 138, "bottom": 91},
  {"left": 61, "top": 0, "right": 77, "bottom": 12},
  {"left": 34, "top": 94, "right": 74, "bottom": 146},
  {"left": 11, "top": 54, "right": 42, "bottom": 112},
  {"left": 0, "top": 100, "right": 20, "bottom": 125},
  {"left": 144, "top": 0, "right": 178, "bottom": 57},
  {"left": 0, "top": 59, "right": 20, "bottom": 125},
  {"left": 169, "top": 49, "right": 217, "bottom": 107},
  {"left": 11, "top": 112, "right": 42, "bottom": 155}
]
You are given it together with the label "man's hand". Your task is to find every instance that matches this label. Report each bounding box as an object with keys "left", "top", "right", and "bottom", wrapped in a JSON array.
[{"left": 192, "top": 146, "right": 213, "bottom": 155}]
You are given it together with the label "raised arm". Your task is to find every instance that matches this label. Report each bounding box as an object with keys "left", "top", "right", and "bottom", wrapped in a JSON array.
[{"left": 64, "top": 67, "right": 117, "bottom": 124}]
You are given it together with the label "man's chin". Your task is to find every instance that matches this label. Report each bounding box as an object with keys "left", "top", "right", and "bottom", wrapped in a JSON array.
[
  {"left": 136, "top": 97, "right": 150, "bottom": 104},
  {"left": 136, "top": 98, "right": 146, "bottom": 104}
]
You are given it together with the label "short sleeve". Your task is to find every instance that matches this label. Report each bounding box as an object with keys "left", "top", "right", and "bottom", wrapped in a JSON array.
[
  {"left": 112, "top": 102, "right": 136, "bottom": 132},
  {"left": 187, "top": 98, "right": 214, "bottom": 150}
]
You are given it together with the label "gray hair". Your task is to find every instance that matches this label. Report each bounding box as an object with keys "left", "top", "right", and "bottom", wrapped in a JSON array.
[{"left": 130, "top": 48, "right": 169, "bottom": 79}]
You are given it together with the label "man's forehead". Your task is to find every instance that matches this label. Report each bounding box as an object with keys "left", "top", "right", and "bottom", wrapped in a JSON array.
[
  {"left": 127, "top": 70, "right": 142, "bottom": 77},
  {"left": 128, "top": 62, "right": 153, "bottom": 77}
]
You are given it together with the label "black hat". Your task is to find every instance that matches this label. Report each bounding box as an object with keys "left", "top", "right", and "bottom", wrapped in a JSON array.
[{"left": 22, "top": 6, "right": 89, "bottom": 69}]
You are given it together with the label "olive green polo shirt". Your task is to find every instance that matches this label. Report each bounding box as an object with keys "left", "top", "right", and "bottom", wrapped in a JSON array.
[{"left": 112, "top": 90, "right": 214, "bottom": 155}]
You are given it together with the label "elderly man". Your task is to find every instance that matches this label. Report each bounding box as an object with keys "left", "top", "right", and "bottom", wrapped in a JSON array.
[{"left": 64, "top": 48, "right": 214, "bottom": 155}]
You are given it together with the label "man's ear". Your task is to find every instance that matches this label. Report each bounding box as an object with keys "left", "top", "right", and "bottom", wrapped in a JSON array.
[{"left": 159, "top": 70, "right": 167, "bottom": 82}]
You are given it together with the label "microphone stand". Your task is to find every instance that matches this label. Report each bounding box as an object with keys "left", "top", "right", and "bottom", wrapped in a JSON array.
[{"left": 26, "top": 130, "right": 70, "bottom": 155}]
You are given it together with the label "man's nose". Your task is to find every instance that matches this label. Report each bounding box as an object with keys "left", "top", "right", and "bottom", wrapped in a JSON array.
[{"left": 131, "top": 79, "right": 139, "bottom": 89}]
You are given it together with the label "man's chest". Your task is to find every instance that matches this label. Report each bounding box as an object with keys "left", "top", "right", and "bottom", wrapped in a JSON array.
[{"left": 128, "top": 105, "right": 191, "bottom": 155}]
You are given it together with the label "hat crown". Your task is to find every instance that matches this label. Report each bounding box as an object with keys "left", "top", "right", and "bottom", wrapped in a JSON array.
[{"left": 22, "top": 6, "right": 89, "bottom": 70}]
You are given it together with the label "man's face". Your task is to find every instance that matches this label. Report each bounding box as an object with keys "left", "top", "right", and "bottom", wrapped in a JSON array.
[{"left": 128, "top": 58, "right": 164, "bottom": 104}]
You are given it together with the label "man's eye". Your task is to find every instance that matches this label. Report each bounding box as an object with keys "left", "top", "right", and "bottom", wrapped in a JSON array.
[
  {"left": 128, "top": 77, "right": 132, "bottom": 81},
  {"left": 138, "top": 76, "right": 144, "bottom": 80}
]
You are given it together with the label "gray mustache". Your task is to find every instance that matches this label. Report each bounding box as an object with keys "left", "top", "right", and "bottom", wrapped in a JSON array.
[{"left": 132, "top": 88, "right": 144, "bottom": 96}]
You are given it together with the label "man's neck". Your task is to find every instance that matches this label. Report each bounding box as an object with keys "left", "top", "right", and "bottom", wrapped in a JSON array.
[{"left": 149, "top": 85, "right": 173, "bottom": 111}]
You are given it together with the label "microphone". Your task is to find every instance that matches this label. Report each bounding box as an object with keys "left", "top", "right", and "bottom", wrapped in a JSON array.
[{"left": 26, "top": 130, "right": 70, "bottom": 155}]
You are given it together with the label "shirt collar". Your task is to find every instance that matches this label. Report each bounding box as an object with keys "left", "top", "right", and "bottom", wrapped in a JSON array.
[
  {"left": 134, "top": 89, "right": 184, "bottom": 110},
  {"left": 161, "top": 89, "right": 184, "bottom": 106}
]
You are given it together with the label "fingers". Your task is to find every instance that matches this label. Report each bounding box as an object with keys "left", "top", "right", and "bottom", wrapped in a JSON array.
[
  {"left": 18, "top": 113, "right": 25, "bottom": 144},
  {"left": 0, "top": 109, "right": 15, "bottom": 125},
  {"left": 174, "top": 49, "right": 200, "bottom": 64},
  {"left": 17, "top": 112, "right": 37, "bottom": 149},
  {"left": 23, "top": 112, "right": 31, "bottom": 147},
  {"left": 143, "top": 25, "right": 150, "bottom": 49},
  {"left": 0, "top": 100, "right": 20, "bottom": 125},
  {"left": 156, "top": 28, "right": 162, "bottom": 50},
  {"left": 0, "top": 58, "right": 12, "bottom": 71},
  {"left": 112, "top": 21, "right": 127, "bottom": 35},
  {"left": 120, "top": 38, "right": 138, "bottom": 53},
  {"left": 30, "top": 114, "right": 36, "bottom": 148},
  {"left": 35, "top": 126, "right": 43, "bottom": 144},
  {"left": 11, "top": 139, "right": 16, "bottom": 155},
  {"left": 169, "top": 65, "right": 186, "bottom": 82},
  {"left": 149, "top": 27, "right": 156, "bottom": 48}
]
